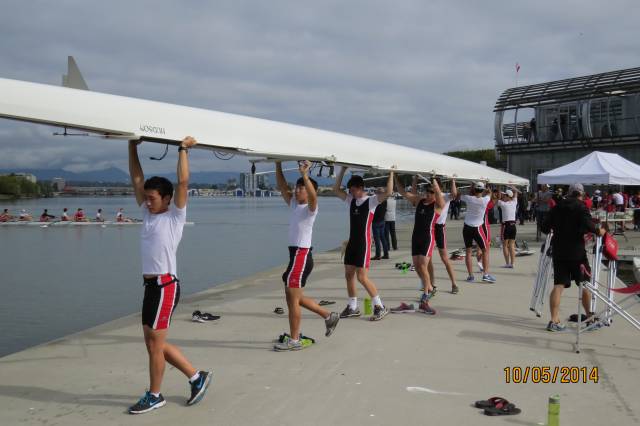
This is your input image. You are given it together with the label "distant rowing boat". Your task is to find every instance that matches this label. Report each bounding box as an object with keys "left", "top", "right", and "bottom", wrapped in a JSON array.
[{"left": 0, "top": 221, "right": 195, "bottom": 227}]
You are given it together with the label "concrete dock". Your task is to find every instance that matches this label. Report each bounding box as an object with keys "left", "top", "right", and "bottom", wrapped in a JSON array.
[{"left": 1, "top": 221, "right": 639, "bottom": 425}]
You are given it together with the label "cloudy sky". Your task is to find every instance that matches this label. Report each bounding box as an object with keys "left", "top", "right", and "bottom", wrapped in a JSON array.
[{"left": 1, "top": 0, "right": 638, "bottom": 174}]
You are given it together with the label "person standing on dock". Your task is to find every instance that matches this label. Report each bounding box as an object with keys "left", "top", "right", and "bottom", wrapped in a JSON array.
[
  {"left": 273, "top": 161, "right": 340, "bottom": 351},
  {"left": 429, "top": 178, "right": 459, "bottom": 295},
  {"left": 333, "top": 167, "right": 394, "bottom": 321},
  {"left": 497, "top": 188, "right": 519, "bottom": 268},
  {"left": 127, "top": 137, "right": 211, "bottom": 414},
  {"left": 384, "top": 194, "right": 398, "bottom": 251},
  {"left": 461, "top": 182, "right": 495, "bottom": 283},
  {"left": 541, "top": 183, "right": 605, "bottom": 331},
  {"left": 395, "top": 176, "right": 445, "bottom": 313}
]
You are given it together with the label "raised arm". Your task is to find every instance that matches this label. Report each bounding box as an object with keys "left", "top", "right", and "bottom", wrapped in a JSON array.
[
  {"left": 128, "top": 140, "right": 145, "bottom": 206},
  {"left": 174, "top": 136, "right": 197, "bottom": 209},
  {"left": 275, "top": 161, "right": 292, "bottom": 205},
  {"left": 333, "top": 166, "right": 348, "bottom": 201},
  {"left": 376, "top": 171, "right": 395, "bottom": 203},
  {"left": 432, "top": 178, "right": 445, "bottom": 210},
  {"left": 450, "top": 178, "right": 458, "bottom": 199},
  {"left": 395, "top": 175, "right": 421, "bottom": 206},
  {"left": 299, "top": 161, "right": 318, "bottom": 212}
]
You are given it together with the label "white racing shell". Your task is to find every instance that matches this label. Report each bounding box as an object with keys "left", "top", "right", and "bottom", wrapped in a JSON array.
[{"left": 0, "top": 77, "right": 528, "bottom": 185}]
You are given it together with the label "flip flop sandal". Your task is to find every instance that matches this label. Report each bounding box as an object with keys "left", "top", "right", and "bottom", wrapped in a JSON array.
[
  {"left": 484, "top": 404, "right": 521, "bottom": 416},
  {"left": 200, "top": 312, "right": 221, "bottom": 321},
  {"left": 319, "top": 300, "right": 336, "bottom": 306},
  {"left": 474, "top": 397, "right": 509, "bottom": 409},
  {"left": 274, "top": 307, "right": 285, "bottom": 315}
]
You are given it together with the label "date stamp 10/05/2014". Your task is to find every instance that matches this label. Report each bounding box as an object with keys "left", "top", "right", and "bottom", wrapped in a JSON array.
[{"left": 504, "top": 366, "right": 599, "bottom": 384}]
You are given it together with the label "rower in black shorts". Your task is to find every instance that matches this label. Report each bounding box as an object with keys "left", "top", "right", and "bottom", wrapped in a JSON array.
[
  {"left": 333, "top": 167, "right": 394, "bottom": 321},
  {"left": 395, "top": 176, "right": 445, "bottom": 314}
]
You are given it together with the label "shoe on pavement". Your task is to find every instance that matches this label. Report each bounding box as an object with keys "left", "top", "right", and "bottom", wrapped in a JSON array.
[
  {"left": 465, "top": 275, "right": 475, "bottom": 282},
  {"left": 546, "top": 321, "right": 566, "bottom": 332},
  {"left": 370, "top": 305, "right": 389, "bottom": 321},
  {"left": 418, "top": 301, "right": 436, "bottom": 315},
  {"left": 482, "top": 274, "right": 496, "bottom": 283},
  {"left": 325, "top": 312, "right": 340, "bottom": 337},
  {"left": 129, "top": 391, "right": 166, "bottom": 414},
  {"left": 390, "top": 303, "right": 415, "bottom": 313},
  {"left": 187, "top": 371, "right": 212, "bottom": 406},
  {"left": 274, "top": 338, "right": 304, "bottom": 351},
  {"left": 340, "top": 305, "right": 361, "bottom": 318}
]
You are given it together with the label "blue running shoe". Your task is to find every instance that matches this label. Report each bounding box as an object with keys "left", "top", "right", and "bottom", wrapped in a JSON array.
[
  {"left": 482, "top": 274, "right": 496, "bottom": 283},
  {"left": 129, "top": 391, "right": 166, "bottom": 414},
  {"left": 465, "top": 275, "right": 475, "bottom": 282},
  {"left": 187, "top": 371, "right": 212, "bottom": 406}
]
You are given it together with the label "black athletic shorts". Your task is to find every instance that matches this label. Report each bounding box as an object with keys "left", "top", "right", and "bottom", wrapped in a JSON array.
[
  {"left": 344, "top": 239, "right": 370, "bottom": 268},
  {"left": 282, "top": 247, "right": 314, "bottom": 288},
  {"left": 412, "top": 227, "right": 437, "bottom": 257},
  {"left": 434, "top": 223, "right": 447, "bottom": 250},
  {"left": 463, "top": 224, "right": 488, "bottom": 250},
  {"left": 501, "top": 221, "right": 517, "bottom": 240},
  {"left": 142, "top": 274, "right": 180, "bottom": 330},
  {"left": 553, "top": 256, "right": 591, "bottom": 288}
]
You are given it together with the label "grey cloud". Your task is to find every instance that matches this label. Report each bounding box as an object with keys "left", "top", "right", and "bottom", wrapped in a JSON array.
[{"left": 1, "top": 0, "right": 639, "bottom": 175}]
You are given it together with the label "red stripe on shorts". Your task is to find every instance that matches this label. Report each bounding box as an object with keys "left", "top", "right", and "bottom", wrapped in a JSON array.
[
  {"left": 153, "top": 275, "right": 177, "bottom": 329},
  {"left": 287, "top": 248, "right": 309, "bottom": 288}
]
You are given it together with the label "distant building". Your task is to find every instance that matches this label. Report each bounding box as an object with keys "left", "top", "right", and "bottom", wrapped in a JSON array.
[
  {"left": 494, "top": 66, "right": 640, "bottom": 187},
  {"left": 52, "top": 177, "right": 66, "bottom": 191},
  {"left": 239, "top": 173, "right": 270, "bottom": 195},
  {"left": 8, "top": 172, "right": 37, "bottom": 183}
]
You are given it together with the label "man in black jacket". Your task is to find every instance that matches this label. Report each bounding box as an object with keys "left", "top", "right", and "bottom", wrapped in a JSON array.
[{"left": 541, "top": 183, "right": 605, "bottom": 331}]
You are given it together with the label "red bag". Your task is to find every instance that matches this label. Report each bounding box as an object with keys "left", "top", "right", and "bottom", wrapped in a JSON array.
[{"left": 602, "top": 233, "right": 619, "bottom": 261}]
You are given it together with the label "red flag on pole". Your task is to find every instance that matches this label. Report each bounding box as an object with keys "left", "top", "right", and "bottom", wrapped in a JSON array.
[{"left": 516, "top": 62, "right": 521, "bottom": 73}]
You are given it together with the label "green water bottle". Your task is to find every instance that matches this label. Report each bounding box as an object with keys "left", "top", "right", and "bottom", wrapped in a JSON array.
[
  {"left": 548, "top": 394, "right": 560, "bottom": 426},
  {"left": 364, "top": 297, "right": 372, "bottom": 315}
]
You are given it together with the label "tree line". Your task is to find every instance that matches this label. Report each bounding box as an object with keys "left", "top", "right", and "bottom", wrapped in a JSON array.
[{"left": 0, "top": 175, "right": 54, "bottom": 198}]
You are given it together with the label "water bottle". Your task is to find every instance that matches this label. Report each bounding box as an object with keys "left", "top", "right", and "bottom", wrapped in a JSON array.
[
  {"left": 364, "top": 297, "right": 372, "bottom": 315},
  {"left": 548, "top": 394, "right": 560, "bottom": 426}
]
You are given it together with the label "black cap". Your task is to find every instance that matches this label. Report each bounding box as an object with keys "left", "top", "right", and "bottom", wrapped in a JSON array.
[{"left": 347, "top": 175, "right": 365, "bottom": 189}]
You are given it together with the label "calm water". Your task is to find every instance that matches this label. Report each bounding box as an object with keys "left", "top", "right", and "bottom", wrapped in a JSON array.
[{"left": 0, "top": 196, "right": 411, "bottom": 357}]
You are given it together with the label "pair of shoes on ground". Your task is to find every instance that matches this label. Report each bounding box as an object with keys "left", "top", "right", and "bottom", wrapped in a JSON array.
[
  {"left": 371, "top": 255, "right": 390, "bottom": 260},
  {"left": 129, "top": 371, "right": 212, "bottom": 414},
  {"left": 273, "top": 312, "right": 340, "bottom": 351},
  {"left": 474, "top": 396, "right": 521, "bottom": 416},
  {"left": 339, "top": 304, "right": 389, "bottom": 321},
  {"left": 192, "top": 311, "right": 220, "bottom": 322},
  {"left": 500, "top": 264, "right": 514, "bottom": 269},
  {"left": 273, "top": 334, "right": 315, "bottom": 351},
  {"left": 390, "top": 300, "right": 436, "bottom": 315}
]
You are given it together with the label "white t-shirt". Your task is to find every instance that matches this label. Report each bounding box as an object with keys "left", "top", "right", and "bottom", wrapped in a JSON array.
[
  {"left": 498, "top": 199, "right": 518, "bottom": 222},
  {"left": 613, "top": 193, "right": 624, "bottom": 205},
  {"left": 384, "top": 197, "right": 396, "bottom": 221},
  {"left": 461, "top": 194, "right": 490, "bottom": 227},
  {"left": 140, "top": 204, "right": 186, "bottom": 275},
  {"left": 345, "top": 194, "right": 379, "bottom": 212},
  {"left": 288, "top": 200, "right": 317, "bottom": 248},
  {"left": 436, "top": 193, "right": 452, "bottom": 225}
]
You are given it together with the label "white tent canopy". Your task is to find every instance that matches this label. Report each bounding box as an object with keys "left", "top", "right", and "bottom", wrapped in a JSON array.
[{"left": 538, "top": 151, "right": 640, "bottom": 185}]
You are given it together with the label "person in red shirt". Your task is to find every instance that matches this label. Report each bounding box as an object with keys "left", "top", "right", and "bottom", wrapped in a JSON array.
[
  {"left": 583, "top": 194, "right": 593, "bottom": 210},
  {"left": 73, "top": 208, "right": 86, "bottom": 222}
]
